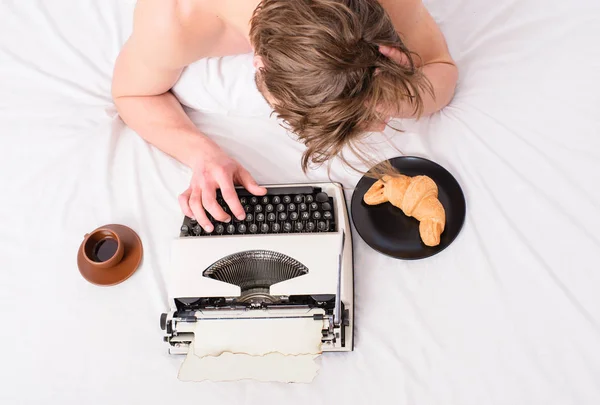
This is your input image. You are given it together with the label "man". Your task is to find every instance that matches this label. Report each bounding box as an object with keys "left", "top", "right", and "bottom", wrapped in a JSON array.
[{"left": 112, "top": 0, "right": 457, "bottom": 233}]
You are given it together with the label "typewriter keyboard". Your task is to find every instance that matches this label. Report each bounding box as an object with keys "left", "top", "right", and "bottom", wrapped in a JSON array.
[{"left": 179, "top": 186, "right": 337, "bottom": 236}]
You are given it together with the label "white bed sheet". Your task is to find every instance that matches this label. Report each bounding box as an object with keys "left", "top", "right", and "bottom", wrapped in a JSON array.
[{"left": 1, "top": 0, "right": 600, "bottom": 404}]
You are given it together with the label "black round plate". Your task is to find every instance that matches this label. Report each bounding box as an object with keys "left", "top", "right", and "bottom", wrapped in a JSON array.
[{"left": 351, "top": 156, "right": 466, "bottom": 260}]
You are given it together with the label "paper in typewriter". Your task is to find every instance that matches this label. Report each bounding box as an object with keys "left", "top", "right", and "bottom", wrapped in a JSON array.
[{"left": 178, "top": 309, "right": 325, "bottom": 383}]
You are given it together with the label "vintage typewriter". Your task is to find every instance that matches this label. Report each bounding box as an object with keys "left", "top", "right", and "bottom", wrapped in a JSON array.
[{"left": 160, "top": 182, "right": 354, "bottom": 353}]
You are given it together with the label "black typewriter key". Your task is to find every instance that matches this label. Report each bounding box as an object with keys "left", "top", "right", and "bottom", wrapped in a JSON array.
[
  {"left": 240, "top": 197, "right": 247, "bottom": 205},
  {"left": 312, "top": 211, "right": 322, "bottom": 220},
  {"left": 261, "top": 196, "right": 270, "bottom": 204},
  {"left": 310, "top": 202, "right": 319, "bottom": 211},
  {"left": 244, "top": 205, "right": 252, "bottom": 213},
  {"left": 294, "top": 195, "right": 303, "bottom": 203},
  {"left": 254, "top": 204, "right": 263, "bottom": 213},
  {"left": 265, "top": 204, "right": 274, "bottom": 212},
  {"left": 193, "top": 224, "right": 202, "bottom": 236},
  {"left": 283, "top": 195, "right": 291, "bottom": 204},
  {"left": 256, "top": 213, "right": 265, "bottom": 222},
  {"left": 323, "top": 211, "right": 332, "bottom": 220},
  {"left": 305, "top": 195, "right": 314, "bottom": 203},
  {"left": 261, "top": 223, "right": 270, "bottom": 233},
  {"left": 301, "top": 211, "right": 310, "bottom": 220},
  {"left": 322, "top": 202, "right": 332, "bottom": 211},
  {"left": 278, "top": 212, "right": 288, "bottom": 221},
  {"left": 272, "top": 223, "right": 281, "bottom": 232},
  {"left": 295, "top": 222, "right": 304, "bottom": 231},
  {"left": 215, "top": 224, "right": 225, "bottom": 234},
  {"left": 283, "top": 222, "right": 292, "bottom": 232},
  {"left": 287, "top": 203, "right": 296, "bottom": 211},
  {"left": 272, "top": 196, "right": 281, "bottom": 204},
  {"left": 316, "top": 192, "right": 328, "bottom": 203},
  {"left": 245, "top": 213, "right": 254, "bottom": 222},
  {"left": 237, "top": 224, "right": 247, "bottom": 233},
  {"left": 226, "top": 224, "right": 235, "bottom": 234},
  {"left": 299, "top": 203, "right": 307, "bottom": 211},
  {"left": 249, "top": 224, "right": 258, "bottom": 233},
  {"left": 318, "top": 221, "right": 327, "bottom": 231},
  {"left": 276, "top": 203, "right": 285, "bottom": 212},
  {"left": 250, "top": 197, "right": 258, "bottom": 205},
  {"left": 267, "top": 213, "right": 276, "bottom": 222},
  {"left": 180, "top": 224, "right": 189, "bottom": 234},
  {"left": 306, "top": 221, "right": 316, "bottom": 232},
  {"left": 290, "top": 212, "right": 299, "bottom": 221}
]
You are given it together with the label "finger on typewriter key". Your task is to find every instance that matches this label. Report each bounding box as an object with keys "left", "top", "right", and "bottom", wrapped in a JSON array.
[
  {"left": 219, "top": 184, "right": 245, "bottom": 221},
  {"left": 202, "top": 187, "right": 231, "bottom": 223},
  {"left": 185, "top": 189, "right": 213, "bottom": 233}
]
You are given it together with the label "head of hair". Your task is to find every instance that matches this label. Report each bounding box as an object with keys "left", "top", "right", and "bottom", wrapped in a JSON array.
[{"left": 249, "top": 0, "right": 432, "bottom": 177}]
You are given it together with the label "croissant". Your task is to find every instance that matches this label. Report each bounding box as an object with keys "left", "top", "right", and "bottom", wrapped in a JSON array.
[{"left": 363, "top": 174, "right": 446, "bottom": 246}]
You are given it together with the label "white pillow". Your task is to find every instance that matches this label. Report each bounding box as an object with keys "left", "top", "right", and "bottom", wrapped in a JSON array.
[{"left": 171, "top": 52, "right": 273, "bottom": 118}]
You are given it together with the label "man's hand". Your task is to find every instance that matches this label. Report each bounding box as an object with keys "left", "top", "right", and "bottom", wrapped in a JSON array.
[{"left": 178, "top": 144, "right": 267, "bottom": 233}]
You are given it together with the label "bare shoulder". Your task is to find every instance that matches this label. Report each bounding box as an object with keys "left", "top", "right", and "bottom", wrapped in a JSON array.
[
  {"left": 129, "top": 0, "right": 223, "bottom": 69},
  {"left": 378, "top": 0, "right": 454, "bottom": 64}
]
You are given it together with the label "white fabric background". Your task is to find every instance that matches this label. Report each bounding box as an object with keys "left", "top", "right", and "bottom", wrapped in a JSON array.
[{"left": 1, "top": 0, "right": 599, "bottom": 404}]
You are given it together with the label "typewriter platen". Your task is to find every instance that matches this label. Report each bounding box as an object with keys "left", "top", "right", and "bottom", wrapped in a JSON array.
[{"left": 160, "top": 182, "right": 354, "bottom": 353}]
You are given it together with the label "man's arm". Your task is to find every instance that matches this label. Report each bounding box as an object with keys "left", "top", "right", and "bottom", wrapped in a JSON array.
[
  {"left": 379, "top": 0, "right": 458, "bottom": 116},
  {"left": 112, "top": 0, "right": 265, "bottom": 228},
  {"left": 112, "top": 0, "right": 217, "bottom": 167}
]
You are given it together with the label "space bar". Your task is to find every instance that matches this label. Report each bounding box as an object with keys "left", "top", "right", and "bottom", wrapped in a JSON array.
[{"left": 233, "top": 186, "right": 318, "bottom": 197}]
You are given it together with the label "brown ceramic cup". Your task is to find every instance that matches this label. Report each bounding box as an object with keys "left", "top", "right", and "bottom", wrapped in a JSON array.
[{"left": 82, "top": 228, "right": 124, "bottom": 269}]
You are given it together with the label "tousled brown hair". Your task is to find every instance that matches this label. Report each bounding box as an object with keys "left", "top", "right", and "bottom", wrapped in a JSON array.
[{"left": 250, "top": 0, "right": 432, "bottom": 176}]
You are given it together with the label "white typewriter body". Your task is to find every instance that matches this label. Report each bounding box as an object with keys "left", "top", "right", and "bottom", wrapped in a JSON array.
[{"left": 161, "top": 182, "right": 354, "bottom": 353}]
